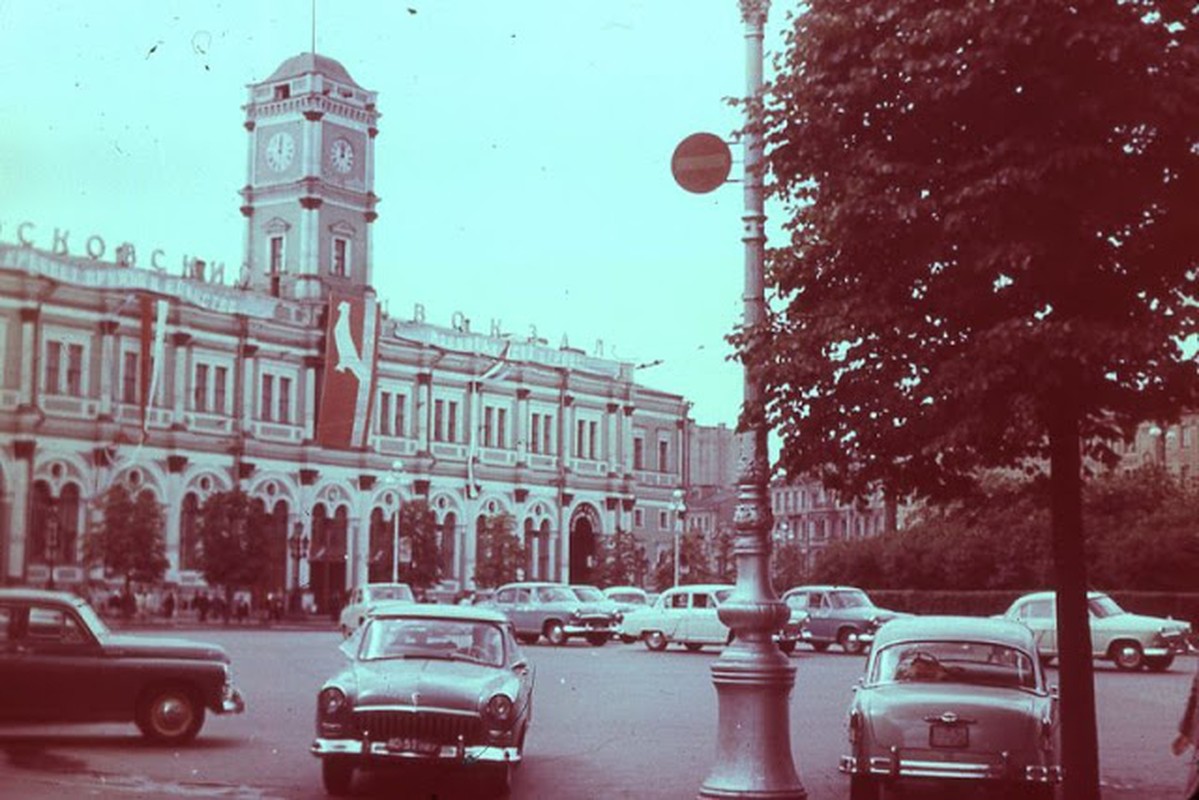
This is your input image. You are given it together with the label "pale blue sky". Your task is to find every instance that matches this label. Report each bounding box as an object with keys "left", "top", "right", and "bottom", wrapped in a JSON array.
[{"left": 0, "top": 2, "right": 794, "bottom": 427}]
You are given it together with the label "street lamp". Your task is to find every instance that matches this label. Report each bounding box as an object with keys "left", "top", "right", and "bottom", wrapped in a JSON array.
[
  {"left": 698, "top": 2, "right": 806, "bottom": 797},
  {"left": 45, "top": 515, "right": 60, "bottom": 590},
  {"left": 671, "top": 489, "right": 687, "bottom": 587},
  {"left": 382, "top": 460, "right": 405, "bottom": 583},
  {"left": 288, "top": 523, "right": 309, "bottom": 614}
]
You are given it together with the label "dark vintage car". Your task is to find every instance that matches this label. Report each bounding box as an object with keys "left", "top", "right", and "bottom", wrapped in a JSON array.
[
  {"left": 490, "top": 581, "right": 619, "bottom": 646},
  {"left": 784, "top": 585, "right": 904, "bottom": 654},
  {"left": 842, "top": 616, "right": 1059, "bottom": 800},
  {"left": 311, "top": 604, "right": 534, "bottom": 796},
  {"left": 0, "top": 588, "right": 245, "bottom": 744}
]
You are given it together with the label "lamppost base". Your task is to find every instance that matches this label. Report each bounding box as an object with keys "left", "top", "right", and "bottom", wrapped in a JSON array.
[{"left": 698, "top": 641, "right": 807, "bottom": 800}]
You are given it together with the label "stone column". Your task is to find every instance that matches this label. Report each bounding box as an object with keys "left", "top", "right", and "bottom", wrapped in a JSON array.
[
  {"left": 171, "top": 332, "right": 192, "bottom": 427},
  {"left": 606, "top": 402, "right": 619, "bottom": 475},
  {"left": 7, "top": 440, "right": 36, "bottom": 583},
  {"left": 242, "top": 344, "right": 258, "bottom": 432},
  {"left": 622, "top": 405, "right": 636, "bottom": 475},
  {"left": 303, "top": 355, "right": 320, "bottom": 442},
  {"left": 515, "top": 388, "right": 530, "bottom": 465},
  {"left": 17, "top": 308, "right": 38, "bottom": 409},
  {"left": 165, "top": 455, "right": 188, "bottom": 575},
  {"left": 98, "top": 320, "right": 119, "bottom": 419},
  {"left": 416, "top": 373, "right": 432, "bottom": 453}
]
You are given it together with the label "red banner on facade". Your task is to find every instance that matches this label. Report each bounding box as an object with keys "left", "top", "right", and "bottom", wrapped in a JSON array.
[{"left": 317, "top": 293, "right": 381, "bottom": 450}]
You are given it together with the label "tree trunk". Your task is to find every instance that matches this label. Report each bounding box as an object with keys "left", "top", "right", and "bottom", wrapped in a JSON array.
[{"left": 1048, "top": 402, "right": 1101, "bottom": 800}]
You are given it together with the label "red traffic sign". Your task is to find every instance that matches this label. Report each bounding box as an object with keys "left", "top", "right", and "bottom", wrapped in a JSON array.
[{"left": 671, "top": 132, "right": 732, "bottom": 194}]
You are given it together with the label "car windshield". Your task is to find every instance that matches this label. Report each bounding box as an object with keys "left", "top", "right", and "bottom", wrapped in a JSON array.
[
  {"left": 573, "top": 587, "right": 605, "bottom": 602},
  {"left": 368, "top": 585, "right": 414, "bottom": 603},
  {"left": 536, "top": 587, "right": 576, "bottom": 603},
  {"left": 1088, "top": 595, "right": 1124, "bottom": 619},
  {"left": 359, "top": 617, "right": 505, "bottom": 666},
  {"left": 831, "top": 591, "right": 872, "bottom": 609},
  {"left": 74, "top": 600, "right": 109, "bottom": 638},
  {"left": 872, "top": 641, "right": 1037, "bottom": 690}
]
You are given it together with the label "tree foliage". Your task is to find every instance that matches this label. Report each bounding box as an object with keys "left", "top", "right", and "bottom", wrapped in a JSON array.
[
  {"left": 594, "top": 528, "right": 649, "bottom": 588},
  {"left": 86, "top": 483, "right": 169, "bottom": 587},
  {"left": 473, "top": 513, "right": 524, "bottom": 589},
  {"left": 756, "top": 5, "right": 1199, "bottom": 797},
  {"left": 397, "top": 500, "right": 441, "bottom": 590},
  {"left": 652, "top": 531, "right": 717, "bottom": 592},
  {"left": 195, "top": 490, "right": 274, "bottom": 604}
]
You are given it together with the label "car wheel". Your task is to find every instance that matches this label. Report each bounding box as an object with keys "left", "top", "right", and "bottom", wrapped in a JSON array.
[
  {"left": 321, "top": 757, "right": 354, "bottom": 796},
  {"left": 645, "top": 630, "right": 668, "bottom": 651},
  {"left": 839, "top": 628, "right": 866, "bottom": 655},
  {"left": 810, "top": 642, "right": 829, "bottom": 653},
  {"left": 135, "top": 685, "right": 205, "bottom": 745},
  {"left": 585, "top": 632, "right": 609, "bottom": 647},
  {"left": 684, "top": 642, "right": 703, "bottom": 652},
  {"left": 1112, "top": 640, "right": 1145, "bottom": 671},
  {"left": 849, "top": 773, "right": 880, "bottom": 800},
  {"left": 778, "top": 640, "right": 797, "bottom": 655},
  {"left": 543, "top": 620, "right": 568, "bottom": 646},
  {"left": 1145, "top": 654, "right": 1176, "bottom": 672},
  {"left": 516, "top": 633, "right": 540, "bottom": 646}
]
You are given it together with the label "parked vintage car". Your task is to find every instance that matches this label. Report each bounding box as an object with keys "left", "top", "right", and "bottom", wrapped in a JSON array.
[
  {"left": 602, "top": 585, "right": 650, "bottom": 613},
  {"left": 841, "top": 615, "right": 1059, "bottom": 800},
  {"left": 568, "top": 585, "right": 623, "bottom": 620},
  {"left": 490, "top": 581, "right": 620, "bottom": 646},
  {"left": 311, "top": 604, "right": 533, "bottom": 796},
  {"left": 783, "top": 585, "right": 903, "bottom": 654},
  {"left": 0, "top": 588, "right": 245, "bottom": 744},
  {"left": 617, "top": 584, "right": 804, "bottom": 653},
  {"left": 999, "top": 590, "right": 1191, "bottom": 671},
  {"left": 338, "top": 582, "right": 415, "bottom": 638}
]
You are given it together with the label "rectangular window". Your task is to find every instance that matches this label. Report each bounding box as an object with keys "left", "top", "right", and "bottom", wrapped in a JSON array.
[
  {"left": 434, "top": 399, "right": 445, "bottom": 442},
  {"left": 213, "top": 366, "right": 228, "bottom": 414},
  {"left": 634, "top": 509, "right": 644, "bottom": 528},
  {"left": 658, "top": 439, "right": 669, "bottom": 472},
  {"left": 394, "top": 394, "right": 405, "bottom": 438},
  {"left": 278, "top": 376, "right": 292, "bottom": 423},
  {"left": 261, "top": 374, "right": 274, "bottom": 422},
  {"left": 122, "top": 352, "right": 139, "bottom": 404},
  {"left": 497, "top": 408, "right": 507, "bottom": 448},
  {"left": 194, "top": 364, "right": 209, "bottom": 412},
  {"left": 483, "top": 407, "right": 495, "bottom": 448},
  {"left": 543, "top": 414, "right": 553, "bottom": 454},
  {"left": 447, "top": 401, "right": 458, "bottom": 443},
  {"left": 332, "top": 238, "right": 348, "bottom": 276},
  {"left": 588, "top": 421, "right": 598, "bottom": 459},
  {"left": 531, "top": 412, "right": 541, "bottom": 453},
  {"left": 65, "top": 344, "right": 83, "bottom": 396},
  {"left": 269, "top": 236, "right": 284, "bottom": 274},
  {"left": 658, "top": 510, "right": 669, "bottom": 530},
  {"left": 379, "top": 392, "right": 392, "bottom": 435},
  {"left": 273, "top": 83, "right": 290, "bottom": 100},
  {"left": 633, "top": 436, "right": 645, "bottom": 470},
  {"left": 576, "top": 420, "right": 586, "bottom": 457},
  {"left": 44, "top": 341, "right": 62, "bottom": 393}
]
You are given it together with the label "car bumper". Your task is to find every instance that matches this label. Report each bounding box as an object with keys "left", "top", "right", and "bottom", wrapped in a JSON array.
[
  {"left": 312, "top": 737, "right": 520, "bottom": 764},
  {"left": 216, "top": 686, "right": 246, "bottom": 715},
  {"left": 839, "top": 754, "right": 1060, "bottom": 783},
  {"left": 564, "top": 622, "right": 617, "bottom": 637}
]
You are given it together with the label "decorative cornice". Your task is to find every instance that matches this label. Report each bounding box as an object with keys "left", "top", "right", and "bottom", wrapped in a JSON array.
[
  {"left": 607, "top": 402, "right": 620, "bottom": 414},
  {"left": 563, "top": 394, "right": 575, "bottom": 408},
  {"left": 167, "top": 455, "right": 188, "bottom": 474},
  {"left": 303, "top": 110, "right": 325, "bottom": 122},
  {"left": 605, "top": 497, "right": 619, "bottom": 511},
  {"left": 299, "top": 468, "right": 319, "bottom": 486},
  {"left": 514, "top": 487, "right": 529, "bottom": 503},
  {"left": 414, "top": 478, "right": 431, "bottom": 496},
  {"left": 241, "top": 343, "right": 259, "bottom": 358},
  {"left": 621, "top": 497, "right": 636, "bottom": 512},
  {"left": 739, "top": 0, "right": 770, "bottom": 27},
  {"left": 368, "top": 127, "right": 379, "bottom": 139},
  {"left": 299, "top": 197, "right": 324, "bottom": 211},
  {"left": 516, "top": 388, "right": 531, "bottom": 400},
  {"left": 239, "top": 205, "right": 254, "bottom": 218},
  {"left": 623, "top": 404, "right": 636, "bottom": 417},
  {"left": 238, "top": 462, "right": 255, "bottom": 480},
  {"left": 364, "top": 211, "right": 379, "bottom": 224},
  {"left": 416, "top": 373, "right": 432, "bottom": 386},
  {"left": 560, "top": 491, "right": 575, "bottom": 507}
]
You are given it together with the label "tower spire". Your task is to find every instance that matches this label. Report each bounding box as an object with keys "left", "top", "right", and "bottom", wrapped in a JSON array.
[{"left": 310, "top": 0, "right": 316, "bottom": 56}]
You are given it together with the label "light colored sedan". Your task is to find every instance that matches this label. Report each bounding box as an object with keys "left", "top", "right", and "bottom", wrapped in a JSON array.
[
  {"left": 841, "top": 615, "right": 1059, "bottom": 800},
  {"left": 1000, "top": 590, "right": 1191, "bottom": 671},
  {"left": 338, "top": 583, "right": 415, "bottom": 638},
  {"left": 619, "top": 584, "right": 733, "bottom": 651}
]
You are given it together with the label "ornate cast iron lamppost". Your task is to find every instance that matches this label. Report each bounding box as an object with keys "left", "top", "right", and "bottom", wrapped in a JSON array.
[
  {"left": 699, "top": 2, "right": 806, "bottom": 797},
  {"left": 288, "top": 524, "right": 309, "bottom": 614}
]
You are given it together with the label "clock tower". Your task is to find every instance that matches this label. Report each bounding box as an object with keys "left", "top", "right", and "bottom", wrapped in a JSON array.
[{"left": 240, "top": 53, "right": 380, "bottom": 301}]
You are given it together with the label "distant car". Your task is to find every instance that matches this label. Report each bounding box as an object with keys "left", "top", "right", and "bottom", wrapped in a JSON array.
[
  {"left": 569, "top": 584, "right": 623, "bottom": 618},
  {"left": 603, "top": 585, "right": 650, "bottom": 613},
  {"left": 0, "top": 588, "right": 245, "bottom": 744},
  {"left": 619, "top": 584, "right": 803, "bottom": 653},
  {"left": 311, "top": 604, "right": 533, "bottom": 797},
  {"left": 999, "top": 590, "right": 1191, "bottom": 672},
  {"left": 339, "top": 583, "right": 415, "bottom": 638},
  {"left": 783, "top": 585, "right": 903, "bottom": 654},
  {"left": 492, "top": 581, "right": 620, "bottom": 646},
  {"left": 841, "top": 615, "right": 1059, "bottom": 800}
]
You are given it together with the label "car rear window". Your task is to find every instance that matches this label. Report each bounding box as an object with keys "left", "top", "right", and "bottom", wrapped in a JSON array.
[{"left": 873, "top": 641, "right": 1037, "bottom": 690}]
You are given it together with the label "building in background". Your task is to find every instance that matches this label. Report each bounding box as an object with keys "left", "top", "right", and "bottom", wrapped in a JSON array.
[{"left": 0, "top": 52, "right": 690, "bottom": 606}]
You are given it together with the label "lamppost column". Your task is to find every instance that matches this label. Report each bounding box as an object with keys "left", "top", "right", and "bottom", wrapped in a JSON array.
[{"left": 699, "top": 1, "right": 806, "bottom": 797}]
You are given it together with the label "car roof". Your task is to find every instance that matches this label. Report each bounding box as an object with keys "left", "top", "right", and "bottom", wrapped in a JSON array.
[
  {"left": 662, "top": 583, "right": 735, "bottom": 594},
  {"left": 873, "top": 615, "right": 1036, "bottom": 651},
  {"left": 1013, "top": 590, "right": 1104, "bottom": 603},
  {"left": 369, "top": 603, "right": 510, "bottom": 624},
  {"left": 783, "top": 585, "right": 868, "bottom": 594},
  {"left": 496, "top": 581, "right": 570, "bottom": 590},
  {"left": 604, "top": 586, "right": 647, "bottom": 594},
  {"left": 0, "top": 588, "right": 84, "bottom": 604}
]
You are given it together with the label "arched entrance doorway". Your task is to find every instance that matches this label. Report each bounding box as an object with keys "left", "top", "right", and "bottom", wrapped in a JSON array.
[
  {"left": 310, "top": 504, "right": 348, "bottom": 615},
  {"left": 569, "top": 504, "right": 602, "bottom": 584}
]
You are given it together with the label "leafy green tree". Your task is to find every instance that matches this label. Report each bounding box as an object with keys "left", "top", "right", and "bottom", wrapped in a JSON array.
[
  {"left": 711, "top": 526, "right": 737, "bottom": 584},
  {"left": 595, "top": 528, "right": 648, "bottom": 588},
  {"left": 770, "top": 537, "right": 808, "bottom": 593},
  {"left": 86, "top": 483, "right": 169, "bottom": 609},
  {"left": 757, "top": 5, "right": 1199, "bottom": 795},
  {"left": 397, "top": 500, "right": 441, "bottom": 591},
  {"left": 473, "top": 513, "right": 524, "bottom": 589},
  {"left": 195, "top": 490, "right": 273, "bottom": 618},
  {"left": 652, "top": 531, "right": 716, "bottom": 592}
]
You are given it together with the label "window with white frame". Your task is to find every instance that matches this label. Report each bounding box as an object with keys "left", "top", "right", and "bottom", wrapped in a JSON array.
[
  {"left": 633, "top": 434, "right": 645, "bottom": 470},
  {"left": 260, "top": 369, "right": 295, "bottom": 423},
  {"left": 192, "top": 357, "right": 232, "bottom": 414},
  {"left": 433, "top": 397, "right": 460, "bottom": 443},
  {"left": 575, "top": 415, "right": 600, "bottom": 460},
  {"left": 658, "top": 510, "right": 669, "bottom": 530},
  {"left": 657, "top": 436, "right": 670, "bottom": 473},
  {"left": 529, "top": 408, "right": 555, "bottom": 454},
  {"left": 43, "top": 332, "right": 90, "bottom": 397},
  {"left": 121, "top": 349, "right": 139, "bottom": 404},
  {"left": 331, "top": 237, "right": 349, "bottom": 277},
  {"left": 377, "top": 389, "right": 408, "bottom": 437},
  {"left": 268, "top": 235, "right": 285, "bottom": 274},
  {"left": 634, "top": 508, "right": 645, "bottom": 528},
  {"left": 482, "top": 403, "right": 509, "bottom": 448}
]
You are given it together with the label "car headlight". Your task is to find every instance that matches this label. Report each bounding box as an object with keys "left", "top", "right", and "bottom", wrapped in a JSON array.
[
  {"left": 484, "top": 694, "right": 515, "bottom": 727},
  {"left": 569, "top": 610, "right": 583, "bottom": 623},
  {"left": 319, "top": 687, "right": 349, "bottom": 717}
]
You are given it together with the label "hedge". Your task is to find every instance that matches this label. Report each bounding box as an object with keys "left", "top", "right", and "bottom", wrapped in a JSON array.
[{"left": 867, "top": 590, "right": 1199, "bottom": 628}]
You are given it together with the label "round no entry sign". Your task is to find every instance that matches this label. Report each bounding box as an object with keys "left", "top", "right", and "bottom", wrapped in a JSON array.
[{"left": 671, "top": 132, "right": 732, "bottom": 194}]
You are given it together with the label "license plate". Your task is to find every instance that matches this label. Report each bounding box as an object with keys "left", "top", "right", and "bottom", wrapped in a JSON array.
[
  {"left": 929, "top": 724, "right": 969, "bottom": 748},
  {"left": 386, "top": 737, "right": 441, "bottom": 755}
]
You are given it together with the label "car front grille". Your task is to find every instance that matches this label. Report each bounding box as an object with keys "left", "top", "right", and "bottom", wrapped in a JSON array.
[{"left": 352, "top": 708, "right": 484, "bottom": 744}]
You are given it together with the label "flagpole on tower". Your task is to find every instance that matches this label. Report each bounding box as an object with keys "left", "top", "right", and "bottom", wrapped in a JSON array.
[{"left": 311, "top": 0, "right": 317, "bottom": 56}]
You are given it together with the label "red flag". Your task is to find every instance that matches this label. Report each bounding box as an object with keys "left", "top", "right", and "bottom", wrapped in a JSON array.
[{"left": 317, "top": 293, "right": 381, "bottom": 449}]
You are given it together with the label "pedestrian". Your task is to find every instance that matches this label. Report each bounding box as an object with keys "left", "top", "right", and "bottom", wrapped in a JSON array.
[
  {"left": 1172, "top": 653, "right": 1199, "bottom": 799},
  {"left": 197, "top": 590, "right": 210, "bottom": 622},
  {"left": 163, "top": 590, "right": 176, "bottom": 619}
]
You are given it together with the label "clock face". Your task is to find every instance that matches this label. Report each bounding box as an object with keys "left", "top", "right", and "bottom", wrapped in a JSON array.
[
  {"left": 330, "top": 138, "right": 354, "bottom": 173},
  {"left": 265, "top": 131, "right": 295, "bottom": 172}
]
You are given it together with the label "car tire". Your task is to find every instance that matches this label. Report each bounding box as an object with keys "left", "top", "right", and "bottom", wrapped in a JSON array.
[
  {"left": 543, "top": 620, "right": 567, "bottom": 647},
  {"left": 778, "top": 640, "right": 797, "bottom": 655},
  {"left": 135, "top": 685, "right": 205, "bottom": 745},
  {"left": 684, "top": 643, "right": 703, "bottom": 652},
  {"left": 1111, "top": 640, "right": 1145, "bottom": 671},
  {"left": 1145, "top": 654, "right": 1176, "bottom": 672},
  {"left": 645, "top": 630, "right": 668, "bottom": 651},
  {"left": 321, "top": 757, "right": 355, "bottom": 796},
  {"left": 849, "top": 773, "right": 880, "bottom": 800},
  {"left": 810, "top": 642, "right": 829, "bottom": 653},
  {"left": 839, "top": 628, "right": 866, "bottom": 655},
  {"left": 585, "top": 632, "right": 609, "bottom": 647},
  {"left": 516, "top": 633, "right": 540, "bottom": 646}
]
